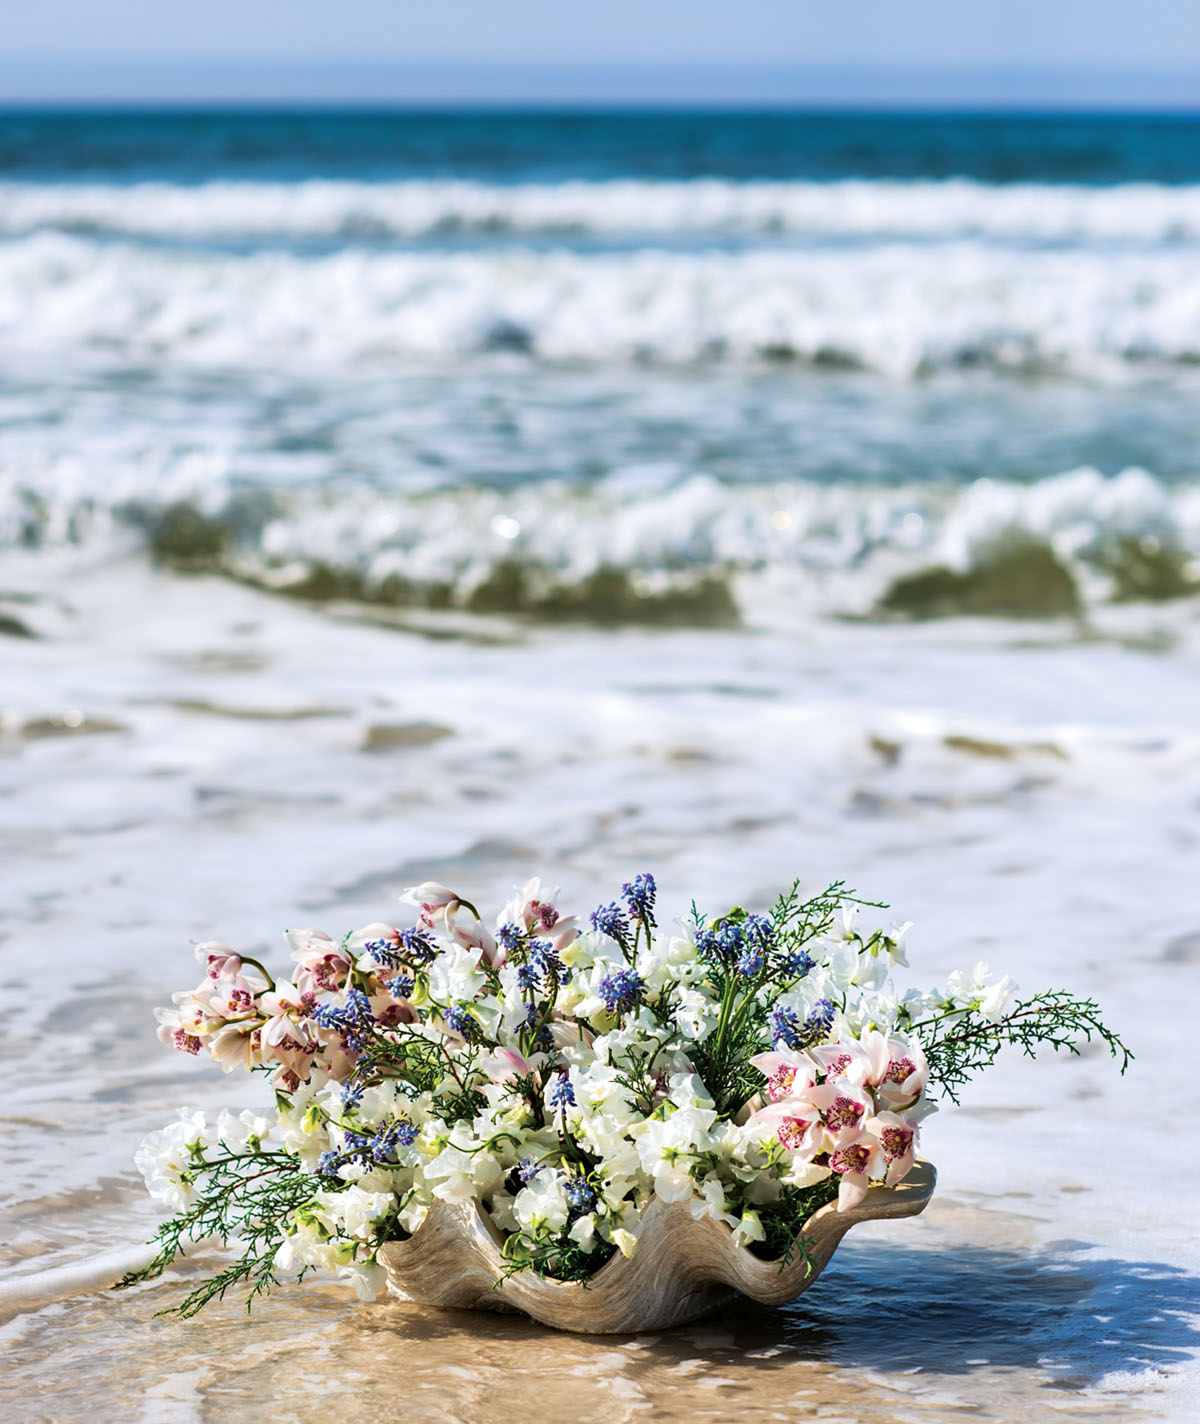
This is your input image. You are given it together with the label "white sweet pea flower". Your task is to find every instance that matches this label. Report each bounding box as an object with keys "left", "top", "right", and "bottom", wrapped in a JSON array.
[
  {"left": 514, "top": 1172, "right": 570, "bottom": 1234},
  {"left": 588, "top": 1132, "right": 642, "bottom": 1185},
  {"left": 944, "top": 960, "right": 991, "bottom": 1004},
  {"left": 899, "top": 985, "right": 937, "bottom": 1021},
  {"left": 856, "top": 989, "right": 903, "bottom": 1036},
  {"left": 421, "top": 1126, "right": 503, "bottom": 1202},
  {"left": 980, "top": 975, "right": 1018, "bottom": 1022},
  {"left": 215, "top": 1108, "right": 271, "bottom": 1155},
  {"left": 690, "top": 1175, "right": 738, "bottom": 1228},
  {"left": 827, "top": 905, "right": 860, "bottom": 942},
  {"left": 611, "top": 1227, "right": 639, "bottom": 1259},
  {"left": 557, "top": 931, "right": 601, "bottom": 971},
  {"left": 667, "top": 1073, "right": 717, "bottom": 1115},
  {"left": 342, "top": 1258, "right": 387, "bottom": 1301},
  {"left": 425, "top": 943, "right": 489, "bottom": 1007},
  {"left": 333, "top": 1186, "right": 397, "bottom": 1241},
  {"left": 398, "top": 1198, "right": 430, "bottom": 1234},
  {"left": 276, "top": 1221, "right": 341, "bottom": 1275},
  {"left": 943, "top": 962, "right": 1019, "bottom": 1021},
  {"left": 134, "top": 1110, "right": 211, "bottom": 1211},
  {"left": 422, "top": 1144, "right": 478, "bottom": 1203},
  {"left": 568, "top": 1214, "right": 598, "bottom": 1250},
  {"left": 276, "top": 1098, "right": 332, "bottom": 1171},
  {"left": 783, "top": 1158, "right": 834, "bottom": 1189},
  {"left": 666, "top": 935, "right": 700, "bottom": 965},
  {"left": 674, "top": 988, "right": 719, "bottom": 1041},
  {"left": 731, "top": 1209, "right": 765, "bottom": 1248},
  {"left": 827, "top": 941, "right": 888, "bottom": 990},
  {"left": 744, "top": 1171, "right": 782, "bottom": 1206},
  {"left": 635, "top": 1106, "right": 715, "bottom": 1203},
  {"left": 885, "top": 921, "right": 912, "bottom": 966}
]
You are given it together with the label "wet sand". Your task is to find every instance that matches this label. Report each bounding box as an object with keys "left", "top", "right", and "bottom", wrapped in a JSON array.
[{"left": 1, "top": 557, "right": 1199, "bottom": 1421}]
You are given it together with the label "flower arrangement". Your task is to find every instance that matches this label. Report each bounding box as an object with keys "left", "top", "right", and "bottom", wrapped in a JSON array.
[{"left": 124, "top": 874, "right": 1128, "bottom": 1320}]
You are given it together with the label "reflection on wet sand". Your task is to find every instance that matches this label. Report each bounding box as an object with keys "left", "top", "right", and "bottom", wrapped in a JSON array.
[{"left": 5, "top": 1212, "right": 1197, "bottom": 1424}]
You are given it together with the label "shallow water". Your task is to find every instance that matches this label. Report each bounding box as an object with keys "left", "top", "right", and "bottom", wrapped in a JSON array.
[
  {"left": 2, "top": 557, "right": 1199, "bottom": 1420},
  {"left": 6, "top": 1224, "right": 1197, "bottom": 1424}
]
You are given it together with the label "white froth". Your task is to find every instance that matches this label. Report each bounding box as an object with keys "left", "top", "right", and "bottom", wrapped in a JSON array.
[
  {"left": 4, "top": 452, "right": 1199, "bottom": 617},
  {"left": 1, "top": 232, "right": 1199, "bottom": 375},
  {"left": 2, "top": 177, "right": 1200, "bottom": 243}
]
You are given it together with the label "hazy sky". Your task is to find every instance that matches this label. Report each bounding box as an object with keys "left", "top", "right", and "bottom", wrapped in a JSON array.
[{"left": 4, "top": 0, "right": 1198, "bottom": 104}]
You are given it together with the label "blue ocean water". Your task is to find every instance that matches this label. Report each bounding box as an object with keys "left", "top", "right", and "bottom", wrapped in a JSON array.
[
  {"left": 1, "top": 107, "right": 1199, "bottom": 617},
  {"left": 2, "top": 107, "right": 1199, "bottom": 184}
]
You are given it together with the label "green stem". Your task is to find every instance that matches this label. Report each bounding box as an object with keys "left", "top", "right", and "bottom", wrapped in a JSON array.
[{"left": 239, "top": 955, "right": 276, "bottom": 991}]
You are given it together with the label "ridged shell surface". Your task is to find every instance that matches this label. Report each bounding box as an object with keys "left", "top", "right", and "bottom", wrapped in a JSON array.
[{"left": 379, "top": 1160, "right": 935, "bottom": 1333}]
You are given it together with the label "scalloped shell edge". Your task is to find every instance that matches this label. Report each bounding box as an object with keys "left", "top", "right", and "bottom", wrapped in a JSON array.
[{"left": 379, "top": 1159, "right": 936, "bottom": 1333}]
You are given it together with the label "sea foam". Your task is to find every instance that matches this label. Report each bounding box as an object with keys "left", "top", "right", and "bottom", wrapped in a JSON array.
[
  {"left": 4, "top": 453, "right": 1198, "bottom": 621},
  {"left": 2, "top": 231, "right": 1200, "bottom": 377},
  {"left": 3, "top": 177, "right": 1200, "bottom": 243}
]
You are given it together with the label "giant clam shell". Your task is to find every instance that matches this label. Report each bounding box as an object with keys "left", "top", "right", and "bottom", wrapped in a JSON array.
[{"left": 379, "top": 1160, "right": 935, "bottom": 1333}]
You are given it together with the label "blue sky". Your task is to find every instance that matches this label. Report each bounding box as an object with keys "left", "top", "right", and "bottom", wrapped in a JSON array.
[{"left": 4, "top": 0, "right": 1198, "bottom": 105}]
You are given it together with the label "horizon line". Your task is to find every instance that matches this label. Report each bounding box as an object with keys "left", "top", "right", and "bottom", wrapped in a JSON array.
[{"left": 5, "top": 101, "right": 1200, "bottom": 117}]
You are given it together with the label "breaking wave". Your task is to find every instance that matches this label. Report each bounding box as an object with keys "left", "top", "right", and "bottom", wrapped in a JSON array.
[
  {"left": 4, "top": 177, "right": 1200, "bottom": 244},
  {"left": 4, "top": 458, "right": 1199, "bottom": 623},
  {"left": 3, "top": 231, "right": 1200, "bottom": 376}
]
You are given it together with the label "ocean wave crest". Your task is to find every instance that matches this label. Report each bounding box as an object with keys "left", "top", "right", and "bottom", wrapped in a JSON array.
[
  {"left": 3, "top": 178, "right": 1200, "bottom": 244},
  {"left": 3, "top": 232, "right": 1200, "bottom": 376},
  {"left": 5, "top": 459, "right": 1199, "bottom": 622}
]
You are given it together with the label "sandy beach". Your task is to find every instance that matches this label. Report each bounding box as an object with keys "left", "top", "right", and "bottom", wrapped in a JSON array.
[{"left": 2, "top": 548, "right": 1199, "bottom": 1420}]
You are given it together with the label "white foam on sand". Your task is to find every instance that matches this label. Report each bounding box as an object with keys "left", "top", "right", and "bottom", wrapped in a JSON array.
[{"left": 0, "top": 1243, "right": 166, "bottom": 1312}]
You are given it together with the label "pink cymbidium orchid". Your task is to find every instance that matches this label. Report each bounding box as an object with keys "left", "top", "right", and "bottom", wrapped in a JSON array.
[
  {"left": 871, "top": 1038, "right": 929, "bottom": 1111},
  {"left": 828, "top": 1130, "right": 885, "bottom": 1211},
  {"left": 811, "top": 1030, "right": 929, "bottom": 1111},
  {"left": 259, "top": 981, "right": 321, "bottom": 1081},
  {"left": 157, "top": 967, "right": 271, "bottom": 1067},
  {"left": 450, "top": 918, "right": 499, "bottom": 964},
  {"left": 154, "top": 1005, "right": 203, "bottom": 1055},
  {"left": 400, "top": 881, "right": 460, "bottom": 910},
  {"left": 191, "top": 971, "right": 262, "bottom": 1023},
  {"left": 207, "top": 1019, "right": 263, "bottom": 1074},
  {"left": 865, "top": 1111, "right": 919, "bottom": 1186},
  {"left": 809, "top": 1037, "right": 873, "bottom": 1085},
  {"left": 368, "top": 991, "right": 417, "bottom": 1029},
  {"left": 842, "top": 1028, "right": 930, "bottom": 1109},
  {"left": 192, "top": 940, "right": 244, "bottom": 981},
  {"left": 400, "top": 881, "right": 473, "bottom": 929},
  {"left": 500, "top": 878, "right": 580, "bottom": 953},
  {"left": 742, "top": 1100, "right": 824, "bottom": 1159},
  {"left": 505, "top": 878, "right": 551, "bottom": 931},
  {"left": 289, "top": 927, "right": 353, "bottom": 994},
  {"left": 540, "top": 915, "right": 581, "bottom": 954},
  {"left": 748, "top": 1049, "right": 817, "bottom": 1103},
  {"left": 805, "top": 1076, "right": 872, "bottom": 1136}
]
